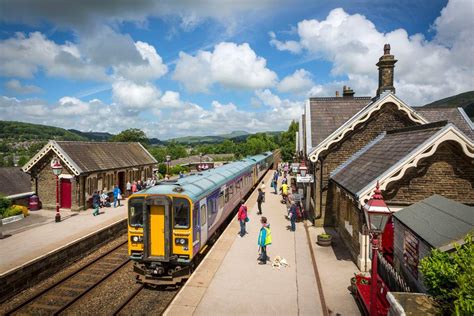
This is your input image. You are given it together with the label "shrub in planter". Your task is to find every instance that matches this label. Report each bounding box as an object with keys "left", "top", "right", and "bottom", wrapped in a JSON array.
[
  {"left": 4, "top": 205, "right": 24, "bottom": 218},
  {"left": 317, "top": 233, "right": 332, "bottom": 246},
  {"left": 0, "top": 195, "right": 11, "bottom": 217},
  {"left": 12, "top": 205, "right": 28, "bottom": 217}
]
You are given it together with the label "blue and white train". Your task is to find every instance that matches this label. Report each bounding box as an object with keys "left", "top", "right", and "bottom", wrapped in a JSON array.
[{"left": 128, "top": 151, "right": 274, "bottom": 285}]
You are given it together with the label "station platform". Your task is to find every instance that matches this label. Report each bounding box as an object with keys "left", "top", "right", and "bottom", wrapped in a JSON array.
[
  {"left": 0, "top": 201, "right": 127, "bottom": 276},
  {"left": 165, "top": 172, "right": 360, "bottom": 316}
]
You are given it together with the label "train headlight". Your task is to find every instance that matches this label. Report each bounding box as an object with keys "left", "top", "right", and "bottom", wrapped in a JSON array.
[
  {"left": 130, "top": 235, "right": 143, "bottom": 243},
  {"left": 175, "top": 238, "right": 188, "bottom": 246}
]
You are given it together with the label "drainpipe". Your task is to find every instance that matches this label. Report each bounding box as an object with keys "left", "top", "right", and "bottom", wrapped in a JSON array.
[{"left": 315, "top": 158, "right": 324, "bottom": 220}]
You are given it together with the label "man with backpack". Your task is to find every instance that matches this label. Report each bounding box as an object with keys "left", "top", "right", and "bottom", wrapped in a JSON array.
[{"left": 257, "top": 216, "right": 272, "bottom": 264}]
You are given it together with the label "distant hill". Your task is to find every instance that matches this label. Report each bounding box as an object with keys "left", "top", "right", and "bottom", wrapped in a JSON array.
[
  {"left": 422, "top": 91, "right": 474, "bottom": 120},
  {"left": 0, "top": 121, "right": 87, "bottom": 141},
  {"left": 168, "top": 130, "right": 281, "bottom": 145},
  {"left": 68, "top": 129, "right": 114, "bottom": 141}
]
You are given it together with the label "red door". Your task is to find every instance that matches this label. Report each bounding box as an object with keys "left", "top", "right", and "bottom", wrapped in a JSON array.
[{"left": 60, "top": 179, "right": 72, "bottom": 209}]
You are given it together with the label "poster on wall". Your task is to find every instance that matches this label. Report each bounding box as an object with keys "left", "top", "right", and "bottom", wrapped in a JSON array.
[{"left": 403, "top": 229, "right": 419, "bottom": 278}]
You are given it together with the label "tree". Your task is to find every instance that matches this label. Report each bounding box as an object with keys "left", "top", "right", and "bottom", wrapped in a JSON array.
[
  {"left": 111, "top": 128, "right": 149, "bottom": 146},
  {"left": 420, "top": 234, "right": 474, "bottom": 315},
  {"left": 278, "top": 120, "right": 298, "bottom": 161}
]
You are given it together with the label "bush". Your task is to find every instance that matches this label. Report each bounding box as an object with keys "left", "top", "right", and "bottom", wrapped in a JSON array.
[
  {"left": 420, "top": 234, "right": 474, "bottom": 315},
  {"left": 11, "top": 205, "right": 28, "bottom": 217},
  {"left": 3, "top": 205, "right": 24, "bottom": 218},
  {"left": 0, "top": 195, "right": 12, "bottom": 218}
]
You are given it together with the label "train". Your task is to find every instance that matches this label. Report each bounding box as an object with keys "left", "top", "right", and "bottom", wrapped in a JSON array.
[{"left": 127, "top": 151, "right": 275, "bottom": 285}]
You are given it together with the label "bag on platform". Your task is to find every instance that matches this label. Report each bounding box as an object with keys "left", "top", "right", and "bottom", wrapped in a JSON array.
[{"left": 117, "top": 193, "right": 122, "bottom": 200}]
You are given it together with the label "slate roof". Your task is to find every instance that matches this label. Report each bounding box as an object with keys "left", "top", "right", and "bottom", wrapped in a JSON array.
[
  {"left": 0, "top": 167, "right": 32, "bottom": 197},
  {"left": 309, "top": 96, "right": 372, "bottom": 148},
  {"left": 55, "top": 141, "right": 156, "bottom": 174},
  {"left": 416, "top": 107, "right": 473, "bottom": 140},
  {"left": 394, "top": 195, "right": 474, "bottom": 250},
  {"left": 331, "top": 122, "right": 446, "bottom": 195}
]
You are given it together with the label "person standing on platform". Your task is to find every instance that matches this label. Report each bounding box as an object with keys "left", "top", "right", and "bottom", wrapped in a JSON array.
[
  {"left": 126, "top": 181, "right": 132, "bottom": 197},
  {"left": 92, "top": 191, "right": 100, "bottom": 216},
  {"left": 113, "top": 185, "right": 121, "bottom": 208},
  {"left": 237, "top": 200, "right": 248, "bottom": 237},
  {"left": 272, "top": 171, "right": 279, "bottom": 194},
  {"left": 132, "top": 181, "right": 137, "bottom": 194},
  {"left": 260, "top": 181, "right": 266, "bottom": 202},
  {"left": 137, "top": 180, "right": 142, "bottom": 191},
  {"left": 288, "top": 202, "right": 297, "bottom": 231},
  {"left": 280, "top": 182, "right": 289, "bottom": 203},
  {"left": 257, "top": 188, "right": 264, "bottom": 215},
  {"left": 258, "top": 216, "right": 272, "bottom": 264}
]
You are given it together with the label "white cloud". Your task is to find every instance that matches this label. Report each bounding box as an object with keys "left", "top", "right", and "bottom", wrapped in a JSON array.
[
  {"left": 270, "top": 1, "right": 474, "bottom": 105},
  {"left": 0, "top": 30, "right": 168, "bottom": 84},
  {"left": 173, "top": 42, "right": 278, "bottom": 92},
  {"left": 0, "top": 32, "right": 107, "bottom": 80},
  {"left": 5, "top": 79, "right": 42, "bottom": 94},
  {"left": 112, "top": 80, "right": 161, "bottom": 109},
  {"left": 269, "top": 31, "right": 301, "bottom": 54},
  {"left": 277, "top": 69, "right": 314, "bottom": 94}
]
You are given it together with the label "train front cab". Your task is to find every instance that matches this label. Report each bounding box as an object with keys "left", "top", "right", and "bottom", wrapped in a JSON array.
[{"left": 128, "top": 194, "right": 194, "bottom": 285}]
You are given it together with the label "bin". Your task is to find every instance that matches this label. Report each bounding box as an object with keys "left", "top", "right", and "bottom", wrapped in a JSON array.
[{"left": 29, "top": 195, "right": 40, "bottom": 211}]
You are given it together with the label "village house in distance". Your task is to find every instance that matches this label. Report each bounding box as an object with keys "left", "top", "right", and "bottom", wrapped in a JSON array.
[
  {"left": 297, "top": 44, "right": 474, "bottom": 271},
  {"left": 22, "top": 141, "right": 157, "bottom": 211}
]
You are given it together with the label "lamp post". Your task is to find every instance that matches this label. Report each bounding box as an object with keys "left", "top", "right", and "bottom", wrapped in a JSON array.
[
  {"left": 165, "top": 155, "right": 171, "bottom": 177},
  {"left": 51, "top": 158, "right": 63, "bottom": 222},
  {"left": 363, "top": 181, "right": 392, "bottom": 316}
]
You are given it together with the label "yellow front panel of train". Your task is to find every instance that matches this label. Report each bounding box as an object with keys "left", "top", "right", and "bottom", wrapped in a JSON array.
[{"left": 150, "top": 205, "right": 165, "bottom": 257}]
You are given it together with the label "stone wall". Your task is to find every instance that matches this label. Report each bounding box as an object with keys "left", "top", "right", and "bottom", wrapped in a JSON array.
[
  {"left": 384, "top": 141, "right": 474, "bottom": 205},
  {"left": 35, "top": 152, "right": 75, "bottom": 210},
  {"left": 315, "top": 103, "right": 419, "bottom": 226}
]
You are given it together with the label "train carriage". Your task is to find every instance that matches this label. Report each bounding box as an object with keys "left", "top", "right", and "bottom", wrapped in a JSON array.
[{"left": 128, "top": 151, "right": 274, "bottom": 285}]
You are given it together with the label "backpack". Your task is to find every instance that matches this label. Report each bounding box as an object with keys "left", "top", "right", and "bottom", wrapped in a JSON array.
[{"left": 264, "top": 227, "right": 272, "bottom": 245}]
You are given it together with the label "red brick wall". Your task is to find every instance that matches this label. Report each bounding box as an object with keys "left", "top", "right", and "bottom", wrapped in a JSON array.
[
  {"left": 384, "top": 141, "right": 474, "bottom": 204},
  {"left": 316, "top": 103, "right": 419, "bottom": 226}
]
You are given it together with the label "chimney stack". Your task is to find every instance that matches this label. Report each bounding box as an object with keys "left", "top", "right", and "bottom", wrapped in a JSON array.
[
  {"left": 376, "top": 43, "right": 397, "bottom": 96},
  {"left": 335, "top": 91, "right": 340, "bottom": 97},
  {"left": 343, "top": 86, "right": 355, "bottom": 98}
]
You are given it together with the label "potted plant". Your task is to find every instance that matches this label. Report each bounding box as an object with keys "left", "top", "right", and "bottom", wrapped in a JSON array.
[{"left": 317, "top": 233, "right": 332, "bottom": 246}]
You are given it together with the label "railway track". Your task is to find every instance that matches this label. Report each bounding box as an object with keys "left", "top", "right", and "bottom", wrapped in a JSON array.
[{"left": 5, "top": 241, "right": 130, "bottom": 315}]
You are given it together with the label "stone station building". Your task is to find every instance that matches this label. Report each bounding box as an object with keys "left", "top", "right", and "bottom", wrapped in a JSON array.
[
  {"left": 297, "top": 44, "right": 474, "bottom": 272},
  {"left": 22, "top": 141, "right": 157, "bottom": 211}
]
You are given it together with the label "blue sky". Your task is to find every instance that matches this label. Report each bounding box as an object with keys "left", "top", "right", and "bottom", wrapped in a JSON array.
[{"left": 0, "top": 0, "right": 472, "bottom": 139}]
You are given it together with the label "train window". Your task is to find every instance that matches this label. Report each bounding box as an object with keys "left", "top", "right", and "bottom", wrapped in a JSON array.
[
  {"left": 218, "top": 191, "right": 224, "bottom": 209},
  {"left": 128, "top": 198, "right": 144, "bottom": 227},
  {"left": 200, "top": 204, "right": 207, "bottom": 225},
  {"left": 225, "top": 188, "right": 229, "bottom": 203},
  {"left": 229, "top": 185, "right": 234, "bottom": 195},
  {"left": 173, "top": 198, "right": 190, "bottom": 229},
  {"left": 236, "top": 179, "right": 240, "bottom": 189}
]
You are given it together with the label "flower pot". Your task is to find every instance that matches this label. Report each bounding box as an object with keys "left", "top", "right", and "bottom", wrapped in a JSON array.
[{"left": 317, "top": 234, "right": 332, "bottom": 246}]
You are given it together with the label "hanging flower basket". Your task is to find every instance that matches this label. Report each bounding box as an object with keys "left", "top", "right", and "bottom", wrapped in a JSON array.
[{"left": 317, "top": 233, "right": 332, "bottom": 246}]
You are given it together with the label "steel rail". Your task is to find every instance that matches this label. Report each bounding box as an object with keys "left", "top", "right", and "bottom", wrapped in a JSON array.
[
  {"left": 111, "top": 284, "right": 144, "bottom": 315},
  {"left": 5, "top": 239, "right": 128, "bottom": 315}
]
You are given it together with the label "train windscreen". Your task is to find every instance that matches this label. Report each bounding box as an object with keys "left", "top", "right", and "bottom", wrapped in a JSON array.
[
  {"left": 173, "top": 198, "right": 190, "bottom": 229},
  {"left": 129, "top": 198, "right": 144, "bottom": 227}
]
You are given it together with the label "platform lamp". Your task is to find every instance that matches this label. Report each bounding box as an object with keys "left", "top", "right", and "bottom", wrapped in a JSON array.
[
  {"left": 165, "top": 155, "right": 171, "bottom": 177},
  {"left": 363, "top": 181, "right": 391, "bottom": 316},
  {"left": 299, "top": 161, "right": 308, "bottom": 177},
  {"left": 51, "top": 158, "right": 63, "bottom": 222}
]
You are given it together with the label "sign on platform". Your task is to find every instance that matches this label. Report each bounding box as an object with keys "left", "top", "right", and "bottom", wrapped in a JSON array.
[{"left": 296, "top": 174, "right": 314, "bottom": 183}]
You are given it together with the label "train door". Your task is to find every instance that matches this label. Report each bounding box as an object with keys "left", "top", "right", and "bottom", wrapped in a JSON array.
[
  {"left": 145, "top": 196, "right": 171, "bottom": 259},
  {"left": 199, "top": 198, "right": 208, "bottom": 245}
]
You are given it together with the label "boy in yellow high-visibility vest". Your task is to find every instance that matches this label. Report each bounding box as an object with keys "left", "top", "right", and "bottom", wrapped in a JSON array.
[{"left": 257, "top": 216, "right": 272, "bottom": 264}]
